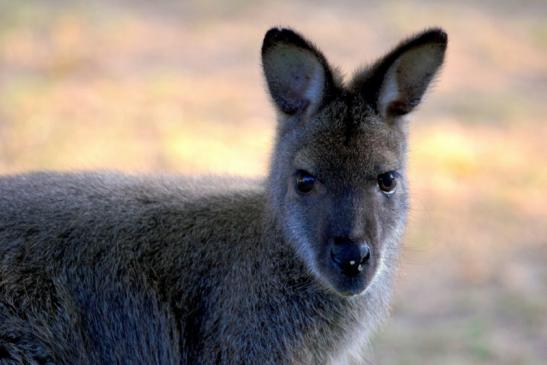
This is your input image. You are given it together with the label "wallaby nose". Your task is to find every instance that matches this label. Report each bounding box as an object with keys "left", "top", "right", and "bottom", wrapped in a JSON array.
[{"left": 330, "top": 237, "right": 371, "bottom": 276}]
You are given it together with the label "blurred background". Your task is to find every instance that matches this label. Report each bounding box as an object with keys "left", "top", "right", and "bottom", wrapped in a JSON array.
[{"left": 0, "top": 0, "right": 545, "bottom": 363}]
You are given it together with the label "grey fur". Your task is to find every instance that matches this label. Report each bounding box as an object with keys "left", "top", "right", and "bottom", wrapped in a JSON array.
[{"left": 0, "top": 28, "right": 447, "bottom": 364}]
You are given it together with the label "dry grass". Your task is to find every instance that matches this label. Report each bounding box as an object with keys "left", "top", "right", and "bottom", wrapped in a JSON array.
[{"left": 0, "top": 0, "right": 546, "bottom": 363}]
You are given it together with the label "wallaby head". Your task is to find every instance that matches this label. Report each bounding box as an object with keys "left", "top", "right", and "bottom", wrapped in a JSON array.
[{"left": 262, "top": 28, "right": 446, "bottom": 296}]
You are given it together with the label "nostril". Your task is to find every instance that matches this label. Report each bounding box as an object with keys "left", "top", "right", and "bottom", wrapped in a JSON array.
[{"left": 359, "top": 243, "right": 371, "bottom": 264}]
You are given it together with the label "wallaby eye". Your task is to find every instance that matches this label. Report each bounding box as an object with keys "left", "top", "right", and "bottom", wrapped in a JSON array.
[
  {"left": 295, "top": 170, "right": 316, "bottom": 194},
  {"left": 377, "top": 171, "right": 398, "bottom": 194}
]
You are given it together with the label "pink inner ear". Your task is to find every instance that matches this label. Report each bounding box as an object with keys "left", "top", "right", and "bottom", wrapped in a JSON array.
[
  {"left": 387, "top": 99, "right": 411, "bottom": 116},
  {"left": 380, "top": 43, "right": 445, "bottom": 117}
]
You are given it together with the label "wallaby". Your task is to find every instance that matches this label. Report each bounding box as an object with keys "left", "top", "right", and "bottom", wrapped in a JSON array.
[{"left": 0, "top": 27, "right": 447, "bottom": 364}]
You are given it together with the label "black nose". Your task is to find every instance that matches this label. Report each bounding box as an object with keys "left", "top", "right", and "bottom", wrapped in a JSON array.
[{"left": 330, "top": 237, "right": 371, "bottom": 276}]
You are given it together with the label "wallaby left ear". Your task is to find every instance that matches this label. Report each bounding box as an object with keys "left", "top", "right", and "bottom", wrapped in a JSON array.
[
  {"left": 352, "top": 28, "right": 447, "bottom": 118},
  {"left": 262, "top": 27, "right": 337, "bottom": 117}
]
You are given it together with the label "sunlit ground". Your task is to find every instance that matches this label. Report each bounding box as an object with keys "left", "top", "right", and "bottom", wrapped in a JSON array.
[{"left": 0, "top": 1, "right": 546, "bottom": 363}]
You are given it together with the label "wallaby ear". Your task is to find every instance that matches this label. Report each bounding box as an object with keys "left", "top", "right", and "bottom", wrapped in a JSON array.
[
  {"left": 262, "top": 27, "right": 336, "bottom": 116},
  {"left": 352, "top": 28, "right": 447, "bottom": 118}
]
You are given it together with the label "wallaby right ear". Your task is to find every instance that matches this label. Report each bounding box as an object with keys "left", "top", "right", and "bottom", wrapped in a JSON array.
[
  {"left": 351, "top": 28, "right": 447, "bottom": 118},
  {"left": 262, "top": 28, "right": 336, "bottom": 116}
]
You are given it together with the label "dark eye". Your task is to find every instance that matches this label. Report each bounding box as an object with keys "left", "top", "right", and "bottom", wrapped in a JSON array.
[
  {"left": 377, "top": 171, "right": 398, "bottom": 194},
  {"left": 295, "top": 170, "right": 316, "bottom": 194}
]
